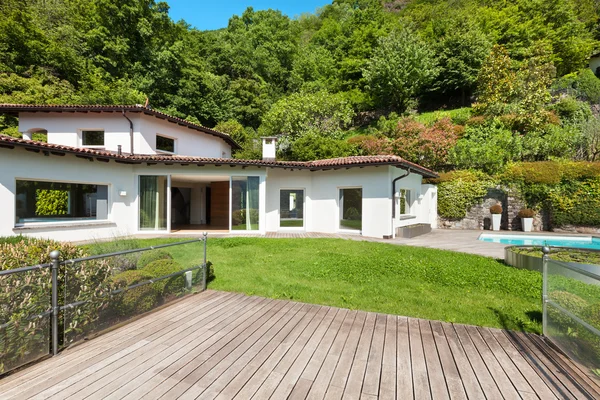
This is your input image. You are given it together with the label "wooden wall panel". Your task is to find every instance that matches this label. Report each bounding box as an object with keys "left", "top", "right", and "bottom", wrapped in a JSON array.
[{"left": 210, "top": 181, "right": 229, "bottom": 227}]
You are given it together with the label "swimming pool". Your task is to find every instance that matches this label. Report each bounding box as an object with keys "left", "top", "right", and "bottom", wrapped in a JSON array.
[{"left": 479, "top": 233, "right": 600, "bottom": 250}]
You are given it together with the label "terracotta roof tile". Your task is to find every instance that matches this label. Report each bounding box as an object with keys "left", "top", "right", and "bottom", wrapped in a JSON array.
[{"left": 0, "top": 135, "right": 438, "bottom": 178}]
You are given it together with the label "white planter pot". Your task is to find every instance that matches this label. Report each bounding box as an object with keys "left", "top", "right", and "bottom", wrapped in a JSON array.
[
  {"left": 522, "top": 217, "right": 533, "bottom": 232},
  {"left": 492, "top": 214, "right": 501, "bottom": 231}
]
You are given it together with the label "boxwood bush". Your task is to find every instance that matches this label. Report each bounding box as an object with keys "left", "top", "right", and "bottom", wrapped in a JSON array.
[
  {"left": 141, "top": 259, "right": 185, "bottom": 295},
  {"left": 137, "top": 249, "right": 173, "bottom": 269},
  {"left": 110, "top": 270, "right": 159, "bottom": 316}
]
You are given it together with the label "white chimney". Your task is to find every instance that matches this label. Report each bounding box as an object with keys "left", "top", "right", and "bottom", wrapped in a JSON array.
[{"left": 262, "top": 137, "right": 277, "bottom": 161}]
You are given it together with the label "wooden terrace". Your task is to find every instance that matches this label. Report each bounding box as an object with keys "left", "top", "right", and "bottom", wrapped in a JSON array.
[{"left": 0, "top": 290, "right": 599, "bottom": 399}]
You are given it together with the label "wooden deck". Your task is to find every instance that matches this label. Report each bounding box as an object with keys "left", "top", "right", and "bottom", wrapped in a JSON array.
[{"left": 1, "top": 290, "right": 599, "bottom": 399}]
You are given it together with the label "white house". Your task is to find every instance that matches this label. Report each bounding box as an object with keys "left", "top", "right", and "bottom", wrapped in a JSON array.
[{"left": 0, "top": 104, "right": 438, "bottom": 241}]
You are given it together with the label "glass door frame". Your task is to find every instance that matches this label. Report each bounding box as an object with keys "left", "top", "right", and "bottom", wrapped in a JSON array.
[
  {"left": 278, "top": 188, "right": 306, "bottom": 230},
  {"left": 136, "top": 174, "right": 171, "bottom": 233},
  {"left": 338, "top": 186, "right": 363, "bottom": 233}
]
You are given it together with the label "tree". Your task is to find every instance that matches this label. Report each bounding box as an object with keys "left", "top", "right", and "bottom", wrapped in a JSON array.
[
  {"left": 472, "top": 45, "right": 517, "bottom": 116},
  {"left": 259, "top": 90, "right": 354, "bottom": 140},
  {"left": 363, "top": 28, "right": 437, "bottom": 112}
]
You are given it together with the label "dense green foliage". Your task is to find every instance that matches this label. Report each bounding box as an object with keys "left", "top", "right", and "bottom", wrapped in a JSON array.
[
  {"left": 432, "top": 170, "right": 493, "bottom": 219},
  {"left": 34, "top": 189, "right": 68, "bottom": 216},
  {"left": 136, "top": 249, "right": 173, "bottom": 268},
  {"left": 1, "top": 0, "right": 598, "bottom": 164}
]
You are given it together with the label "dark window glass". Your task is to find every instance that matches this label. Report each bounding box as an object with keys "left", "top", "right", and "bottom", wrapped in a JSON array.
[
  {"left": 280, "top": 189, "right": 304, "bottom": 228},
  {"left": 156, "top": 135, "right": 175, "bottom": 153},
  {"left": 15, "top": 180, "right": 108, "bottom": 224},
  {"left": 82, "top": 130, "right": 104, "bottom": 146},
  {"left": 339, "top": 188, "right": 362, "bottom": 231}
]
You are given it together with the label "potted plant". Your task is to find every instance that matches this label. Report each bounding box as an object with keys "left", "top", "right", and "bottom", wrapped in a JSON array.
[
  {"left": 518, "top": 208, "right": 535, "bottom": 232},
  {"left": 490, "top": 204, "right": 502, "bottom": 231}
]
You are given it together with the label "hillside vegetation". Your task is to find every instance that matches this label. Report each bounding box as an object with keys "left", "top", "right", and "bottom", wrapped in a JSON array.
[{"left": 1, "top": 0, "right": 599, "bottom": 168}]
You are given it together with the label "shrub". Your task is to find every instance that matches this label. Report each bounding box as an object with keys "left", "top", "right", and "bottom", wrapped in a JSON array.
[
  {"left": 517, "top": 208, "right": 535, "bottom": 218},
  {"left": 0, "top": 238, "right": 114, "bottom": 372},
  {"left": 110, "top": 270, "right": 159, "bottom": 316},
  {"left": 432, "top": 170, "right": 493, "bottom": 219},
  {"left": 137, "top": 250, "right": 173, "bottom": 269},
  {"left": 35, "top": 189, "right": 69, "bottom": 216},
  {"left": 0, "top": 235, "right": 34, "bottom": 245},
  {"left": 345, "top": 207, "right": 361, "bottom": 220},
  {"left": 548, "top": 291, "right": 588, "bottom": 326},
  {"left": 548, "top": 179, "right": 600, "bottom": 226},
  {"left": 489, "top": 204, "right": 502, "bottom": 214},
  {"left": 141, "top": 259, "right": 185, "bottom": 295},
  {"left": 232, "top": 209, "right": 259, "bottom": 226}
]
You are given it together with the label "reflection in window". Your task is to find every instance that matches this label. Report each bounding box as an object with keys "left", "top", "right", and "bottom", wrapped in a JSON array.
[
  {"left": 16, "top": 180, "right": 108, "bottom": 224},
  {"left": 280, "top": 189, "right": 304, "bottom": 228},
  {"left": 339, "top": 188, "right": 362, "bottom": 231},
  {"left": 139, "top": 176, "right": 168, "bottom": 230},
  {"left": 82, "top": 130, "right": 104, "bottom": 146},
  {"left": 156, "top": 135, "right": 175, "bottom": 153},
  {"left": 396, "top": 189, "right": 411, "bottom": 215},
  {"left": 232, "top": 176, "right": 260, "bottom": 230}
]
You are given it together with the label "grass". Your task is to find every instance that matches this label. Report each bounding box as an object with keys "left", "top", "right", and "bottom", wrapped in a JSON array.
[
  {"left": 514, "top": 246, "right": 600, "bottom": 265},
  {"left": 339, "top": 219, "right": 362, "bottom": 230},
  {"left": 87, "top": 237, "right": 543, "bottom": 333},
  {"left": 280, "top": 220, "right": 304, "bottom": 227},
  {"left": 413, "top": 107, "right": 472, "bottom": 126}
]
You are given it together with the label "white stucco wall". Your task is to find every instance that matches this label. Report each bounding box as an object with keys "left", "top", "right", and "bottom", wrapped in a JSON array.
[
  {"left": 0, "top": 144, "right": 436, "bottom": 241},
  {"left": 0, "top": 147, "right": 136, "bottom": 241},
  {"left": 18, "top": 112, "right": 232, "bottom": 158}
]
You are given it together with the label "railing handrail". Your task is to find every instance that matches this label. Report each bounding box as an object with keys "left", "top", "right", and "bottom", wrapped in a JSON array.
[
  {"left": 545, "top": 257, "right": 600, "bottom": 281},
  {"left": 0, "top": 262, "right": 52, "bottom": 276},
  {"left": 61, "top": 237, "right": 206, "bottom": 265}
]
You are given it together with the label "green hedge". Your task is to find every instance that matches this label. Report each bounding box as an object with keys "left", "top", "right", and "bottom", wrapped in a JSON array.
[
  {"left": 141, "top": 259, "right": 185, "bottom": 295},
  {"left": 137, "top": 250, "right": 173, "bottom": 269},
  {"left": 430, "top": 170, "right": 493, "bottom": 219},
  {"left": 35, "top": 189, "right": 68, "bottom": 216}
]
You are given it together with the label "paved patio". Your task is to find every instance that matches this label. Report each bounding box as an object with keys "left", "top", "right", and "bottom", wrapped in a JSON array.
[{"left": 1, "top": 290, "right": 598, "bottom": 399}]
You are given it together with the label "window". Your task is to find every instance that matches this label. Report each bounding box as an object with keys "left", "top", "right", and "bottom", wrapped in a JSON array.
[
  {"left": 15, "top": 180, "right": 108, "bottom": 225},
  {"left": 339, "top": 188, "right": 362, "bottom": 231},
  {"left": 156, "top": 135, "right": 175, "bottom": 153},
  {"left": 280, "top": 189, "right": 304, "bottom": 228},
  {"left": 232, "top": 176, "right": 260, "bottom": 231},
  {"left": 82, "top": 130, "right": 104, "bottom": 146},
  {"left": 396, "top": 189, "right": 412, "bottom": 216},
  {"left": 139, "top": 176, "right": 168, "bottom": 230}
]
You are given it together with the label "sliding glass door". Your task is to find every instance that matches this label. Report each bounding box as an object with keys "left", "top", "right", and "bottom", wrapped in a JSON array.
[
  {"left": 231, "top": 176, "right": 260, "bottom": 230},
  {"left": 139, "top": 176, "right": 168, "bottom": 230},
  {"left": 339, "top": 188, "right": 362, "bottom": 231}
]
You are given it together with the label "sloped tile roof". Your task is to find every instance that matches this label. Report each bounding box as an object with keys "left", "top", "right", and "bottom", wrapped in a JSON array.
[{"left": 0, "top": 135, "right": 438, "bottom": 177}]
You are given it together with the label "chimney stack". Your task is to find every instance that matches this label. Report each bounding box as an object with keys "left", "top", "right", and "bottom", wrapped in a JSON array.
[{"left": 261, "top": 137, "right": 277, "bottom": 161}]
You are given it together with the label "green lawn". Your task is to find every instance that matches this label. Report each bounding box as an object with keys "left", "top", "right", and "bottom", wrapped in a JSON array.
[
  {"left": 87, "top": 237, "right": 543, "bottom": 333},
  {"left": 339, "top": 219, "right": 362, "bottom": 230},
  {"left": 280, "top": 219, "right": 304, "bottom": 227}
]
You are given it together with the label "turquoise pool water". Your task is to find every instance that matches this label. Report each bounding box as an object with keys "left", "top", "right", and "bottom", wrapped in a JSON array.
[{"left": 479, "top": 233, "right": 600, "bottom": 250}]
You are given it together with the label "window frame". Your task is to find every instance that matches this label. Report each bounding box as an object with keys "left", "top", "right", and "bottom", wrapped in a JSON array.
[
  {"left": 278, "top": 188, "right": 305, "bottom": 230},
  {"left": 396, "top": 188, "right": 413, "bottom": 217},
  {"left": 156, "top": 134, "right": 177, "bottom": 154},
  {"left": 338, "top": 186, "right": 363, "bottom": 233},
  {"left": 14, "top": 177, "right": 111, "bottom": 227},
  {"left": 80, "top": 129, "right": 105, "bottom": 148}
]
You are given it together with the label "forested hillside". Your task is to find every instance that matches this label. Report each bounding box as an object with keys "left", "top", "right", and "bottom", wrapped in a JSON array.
[{"left": 1, "top": 0, "right": 599, "bottom": 167}]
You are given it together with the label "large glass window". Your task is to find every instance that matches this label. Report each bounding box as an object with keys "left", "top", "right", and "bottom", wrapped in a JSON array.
[
  {"left": 15, "top": 180, "right": 108, "bottom": 224},
  {"left": 82, "top": 130, "right": 104, "bottom": 146},
  {"left": 139, "top": 176, "right": 168, "bottom": 230},
  {"left": 156, "top": 135, "right": 175, "bottom": 153},
  {"left": 339, "top": 188, "right": 362, "bottom": 231},
  {"left": 280, "top": 189, "right": 304, "bottom": 228},
  {"left": 232, "top": 176, "right": 260, "bottom": 231}
]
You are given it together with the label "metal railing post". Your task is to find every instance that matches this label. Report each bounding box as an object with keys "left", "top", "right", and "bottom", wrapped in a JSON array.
[
  {"left": 49, "top": 250, "right": 60, "bottom": 356},
  {"left": 202, "top": 232, "right": 208, "bottom": 291},
  {"left": 542, "top": 246, "right": 550, "bottom": 337}
]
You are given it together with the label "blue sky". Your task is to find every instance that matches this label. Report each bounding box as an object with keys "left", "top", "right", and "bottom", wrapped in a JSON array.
[{"left": 167, "top": 1, "right": 330, "bottom": 31}]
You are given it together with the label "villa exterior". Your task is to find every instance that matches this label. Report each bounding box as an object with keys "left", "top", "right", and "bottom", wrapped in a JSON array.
[{"left": 0, "top": 104, "right": 438, "bottom": 241}]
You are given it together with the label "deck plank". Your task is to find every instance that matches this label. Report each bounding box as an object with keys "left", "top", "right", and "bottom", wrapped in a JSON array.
[{"left": 0, "top": 290, "right": 597, "bottom": 400}]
